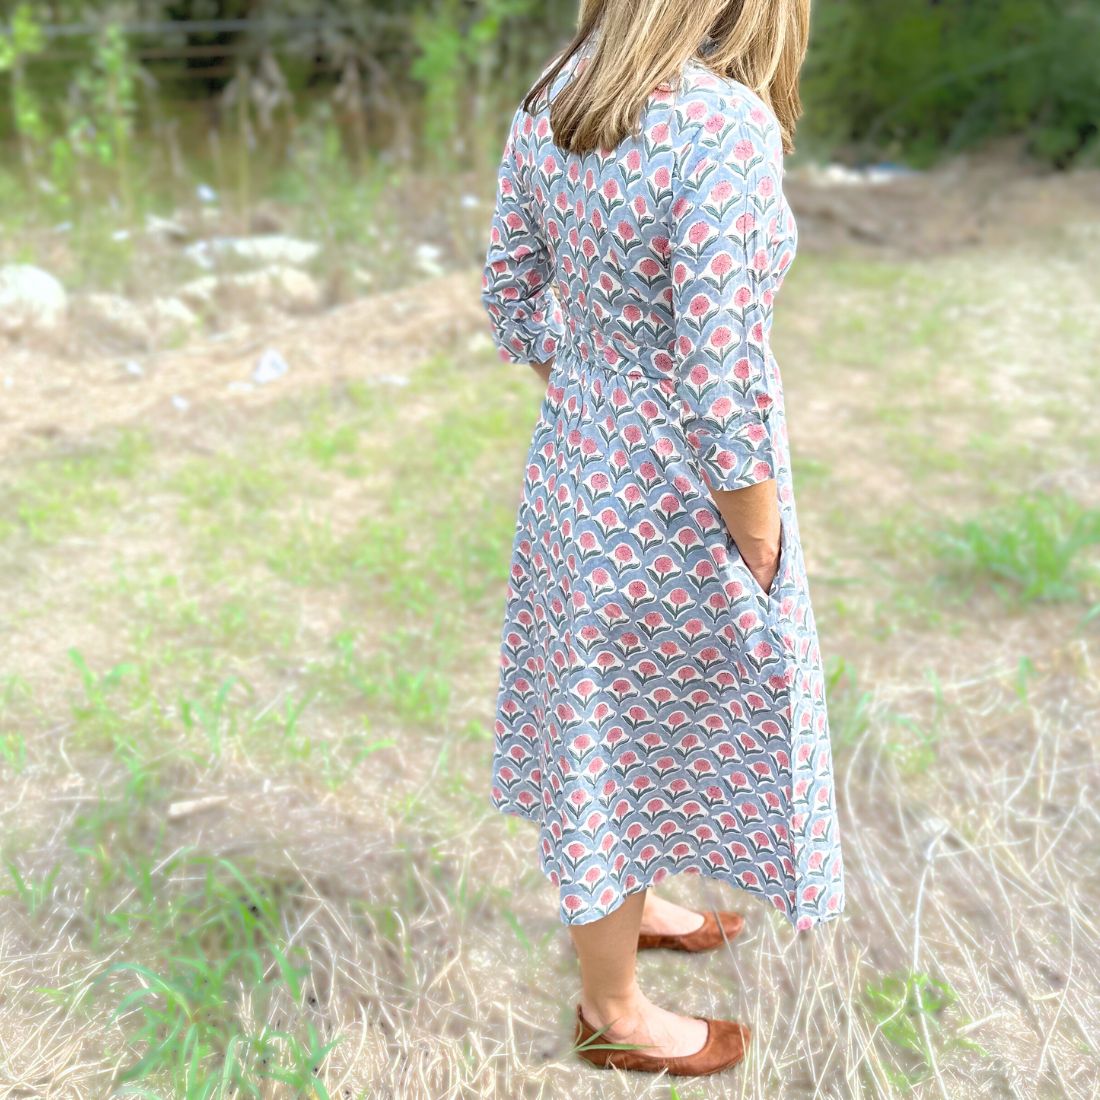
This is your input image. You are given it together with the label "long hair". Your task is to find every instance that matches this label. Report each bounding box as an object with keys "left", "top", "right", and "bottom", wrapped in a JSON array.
[{"left": 523, "top": 0, "right": 811, "bottom": 155}]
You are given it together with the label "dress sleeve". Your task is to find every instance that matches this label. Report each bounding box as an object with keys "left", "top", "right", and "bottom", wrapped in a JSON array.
[
  {"left": 481, "top": 107, "right": 566, "bottom": 365},
  {"left": 669, "top": 106, "right": 787, "bottom": 491}
]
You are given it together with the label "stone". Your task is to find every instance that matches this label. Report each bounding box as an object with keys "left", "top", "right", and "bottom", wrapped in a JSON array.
[
  {"left": 183, "top": 234, "right": 321, "bottom": 271},
  {"left": 180, "top": 266, "right": 322, "bottom": 315},
  {"left": 0, "top": 264, "right": 68, "bottom": 336},
  {"left": 72, "top": 292, "right": 150, "bottom": 349},
  {"left": 252, "top": 347, "right": 289, "bottom": 385},
  {"left": 148, "top": 296, "right": 200, "bottom": 343}
]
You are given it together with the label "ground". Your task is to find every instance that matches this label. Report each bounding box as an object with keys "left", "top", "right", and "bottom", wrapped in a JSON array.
[{"left": 0, "top": 151, "right": 1098, "bottom": 1098}]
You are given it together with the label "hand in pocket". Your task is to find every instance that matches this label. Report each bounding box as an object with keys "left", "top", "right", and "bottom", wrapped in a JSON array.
[
  {"left": 746, "top": 540, "right": 781, "bottom": 598},
  {"left": 712, "top": 479, "right": 783, "bottom": 599}
]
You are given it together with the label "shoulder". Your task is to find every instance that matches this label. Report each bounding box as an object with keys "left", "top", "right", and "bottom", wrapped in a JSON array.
[
  {"left": 509, "top": 49, "right": 579, "bottom": 148},
  {"left": 672, "top": 62, "right": 782, "bottom": 159}
]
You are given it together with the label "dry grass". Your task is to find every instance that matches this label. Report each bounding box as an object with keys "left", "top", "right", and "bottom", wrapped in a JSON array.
[{"left": 0, "top": 171, "right": 1098, "bottom": 1098}]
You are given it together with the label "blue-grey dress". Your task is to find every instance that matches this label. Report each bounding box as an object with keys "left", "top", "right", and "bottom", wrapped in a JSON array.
[{"left": 481, "top": 50, "right": 845, "bottom": 930}]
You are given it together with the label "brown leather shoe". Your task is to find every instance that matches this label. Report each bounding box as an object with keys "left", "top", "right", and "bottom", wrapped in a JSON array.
[
  {"left": 573, "top": 1003, "right": 751, "bottom": 1076},
  {"left": 637, "top": 909, "right": 745, "bottom": 952}
]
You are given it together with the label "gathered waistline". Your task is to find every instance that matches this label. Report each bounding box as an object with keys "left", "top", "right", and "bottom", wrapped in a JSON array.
[{"left": 556, "top": 328, "right": 677, "bottom": 385}]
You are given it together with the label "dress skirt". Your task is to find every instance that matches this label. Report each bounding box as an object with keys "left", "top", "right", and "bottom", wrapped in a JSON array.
[{"left": 489, "top": 343, "right": 845, "bottom": 929}]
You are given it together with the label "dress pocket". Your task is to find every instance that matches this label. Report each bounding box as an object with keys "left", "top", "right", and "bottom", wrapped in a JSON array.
[{"left": 726, "top": 512, "right": 791, "bottom": 627}]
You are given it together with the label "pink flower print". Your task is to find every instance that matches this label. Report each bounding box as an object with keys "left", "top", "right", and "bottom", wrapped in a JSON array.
[
  {"left": 688, "top": 222, "right": 713, "bottom": 247},
  {"left": 689, "top": 294, "right": 712, "bottom": 319},
  {"left": 758, "top": 175, "right": 774, "bottom": 197},
  {"left": 626, "top": 149, "right": 642, "bottom": 171},
  {"left": 710, "top": 180, "right": 735, "bottom": 204},
  {"left": 710, "top": 327, "right": 733, "bottom": 349},
  {"left": 654, "top": 166, "right": 671, "bottom": 189},
  {"left": 602, "top": 180, "right": 620, "bottom": 201},
  {"left": 733, "top": 139, "right": 755, "bottom": 160},
  {"left": 704, "top": 113, "right": 727, "bottom": 134},
  {"left": 650, "top": 122, "right": 670, "bottom": 143},
  {"left": 710, "top": 252, "right": 734, "bottom": 278},
  {"left": 617, "top": 220, "right": 635, "bottom": 241},
  {"left": 734, "top": 286, "right": 753, "bottom": 308},
  {"left": 709, "top": 396, "right": 733, "bottom": 418},
  {"left": 735, "top": 212, "right": 755, "bottom": 234}
]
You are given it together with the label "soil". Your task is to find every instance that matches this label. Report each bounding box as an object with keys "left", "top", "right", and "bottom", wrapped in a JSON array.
[{"left": 3, "top": 150, "right": 1098, "bottom": 459}]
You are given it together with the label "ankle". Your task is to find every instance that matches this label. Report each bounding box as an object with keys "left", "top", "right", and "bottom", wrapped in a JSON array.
[{"left": 581, "top": 986, "right": 647, "bottom": 1027}]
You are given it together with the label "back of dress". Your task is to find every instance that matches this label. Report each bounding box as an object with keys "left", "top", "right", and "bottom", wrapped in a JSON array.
[
  {"left": 483, "top": 48, "right": 798, "bottom": 496},
  {"left": 481, "top": 46, "right": 844, "bottom": 932}
]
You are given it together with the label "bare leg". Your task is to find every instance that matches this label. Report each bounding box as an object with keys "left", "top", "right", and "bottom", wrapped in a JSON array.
[
  {"left": 571, "top": 889, "right": 708, "bottom": 1058},
  {"left": 640, "top": 892, "right": 706, "bottom": 936}
]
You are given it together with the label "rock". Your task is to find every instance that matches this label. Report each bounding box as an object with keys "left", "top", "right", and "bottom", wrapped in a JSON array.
[
  {"left": 148, "top": 296, "right": 199, "bottom": 344},
  {"left": 180, "top": 266, "right": 322, "bottom": 315},
  {"left": 167, "top": 795, "right": 228, "bottom": 820},
  {"left": 183, "top": 234, "right": 321, "bottom": 270},
  {"left": 252, "top": 347, "right": 289, "bottom": 385},
  {"left": 144, "top": 212, "right": 190, "bottom": 244},
  {"left": 414, "top": 242, "right": 444, "bottom": 277},
  {"left": 72, "top": 292, "right": 150, "bottom": 349},
  {"left": 0, "top": 264, "right": 68, "bottom": 336},
  {"left": 249, "top": 202, "right": 287, "bottom": 235}
]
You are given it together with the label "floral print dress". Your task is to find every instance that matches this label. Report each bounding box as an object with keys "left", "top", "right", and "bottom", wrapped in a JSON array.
[{"left": 481, "top": 48, "right": 845, "bottom": 930}]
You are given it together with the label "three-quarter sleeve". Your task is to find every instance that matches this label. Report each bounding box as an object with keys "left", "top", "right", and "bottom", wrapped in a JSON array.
[
  {"left": 481, "top": 107, "right": 566, "bottom": 365},
  {"left": 669, "top": 106, "right": 787, "bottom": 492}
]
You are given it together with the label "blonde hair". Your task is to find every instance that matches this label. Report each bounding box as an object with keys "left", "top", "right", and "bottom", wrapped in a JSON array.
[{"left": 524, "top": 0, "right": 811, "bottom": 155}]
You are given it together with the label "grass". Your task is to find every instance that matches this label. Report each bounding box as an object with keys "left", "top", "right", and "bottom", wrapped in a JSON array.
[
  {"left": 0, "top": 430, "right": 152, "bottom": 546},
  {"left": 931, "top": 492, "right": 1100, "bottom": 605},
  {"left": 1, "top": 217, "right": 1099, "bottom": 1097},
  {"left": 862, "top": 970, "right": 983, "bottom": 1090}
]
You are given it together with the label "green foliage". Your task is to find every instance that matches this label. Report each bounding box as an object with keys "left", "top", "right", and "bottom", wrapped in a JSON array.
[
  {"left": 410, "top": 0, "right": 545, "bottom": 164},
  {"left": 862, "top": 969, "right": 985, "bottom": 1088},
  {"left": 932, "top": 492, "right": 1100, "bottom": 604},
  {"left": 824, "top": 656, "right": 873, "bottom": 751},
  {"left": 0, "top": 3, "right": 47, "bottom": 175},
  {"left": 802, "top": 0, "right": 1100, "bottom": 166},
  {"left": 93, "top": 852, "right": 336, "bottom": 1097}
]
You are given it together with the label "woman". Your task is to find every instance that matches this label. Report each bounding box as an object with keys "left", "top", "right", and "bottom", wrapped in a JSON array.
[{"left": 481, "top": 0, "right": 844, "bottom": 1076}]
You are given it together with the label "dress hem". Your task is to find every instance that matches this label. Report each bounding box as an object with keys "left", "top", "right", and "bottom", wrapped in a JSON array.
[{"left": 492, "top": 794, "right": 845, "bottom": 932}]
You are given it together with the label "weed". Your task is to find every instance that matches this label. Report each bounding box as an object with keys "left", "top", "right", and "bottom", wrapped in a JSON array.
[
  {"left": 0, "top": 431, "right": 152, "bottom": 544},
  {"left": 933, "top": 492, "right": 1100, "bottom": 603},
  {"left": 94, "top": 852, "right": 337, "bottom": 1097},
  {"left": 3, "top": 857, "right": 61, "bottom": 918},
  {"left": 825, "top": 657, "right": 873, "bottom": 751},
  {"left": 862, "top": 969, "right": 984, "bottom": 1089}
]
